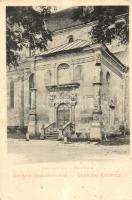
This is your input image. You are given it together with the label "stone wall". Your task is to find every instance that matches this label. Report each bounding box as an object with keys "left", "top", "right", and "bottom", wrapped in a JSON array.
[
  {"left": 7, "top": 71, "right": 21, "bottom": 126},
  {"left": 101, "top": 61, "right": 125, "bottom": 131},
  {"left": 35, "top": 50, "right": 95, "bottom": 135},
  {"left": 48, "top": 25, "right": 92, "bottom": 49},
  {"left": 7, "top": 46, "right": 129, "bottom": 138},
  {"left": 7, "top": 59, "right": 34, "bottom": 129}
]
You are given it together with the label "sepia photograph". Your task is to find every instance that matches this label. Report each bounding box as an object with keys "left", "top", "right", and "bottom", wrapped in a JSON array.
[{"left": 6, "top": 5, "right": 130, "bottom": 164}]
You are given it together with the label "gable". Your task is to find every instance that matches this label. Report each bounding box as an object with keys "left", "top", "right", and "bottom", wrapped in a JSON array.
[{"left": 101, "top": 46, "right": 128, "bottom": 75}]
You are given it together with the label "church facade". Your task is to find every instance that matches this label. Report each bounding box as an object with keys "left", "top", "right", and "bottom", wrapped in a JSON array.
[{"left": 7, "top": 9, "right": 129, "bottom": 140}]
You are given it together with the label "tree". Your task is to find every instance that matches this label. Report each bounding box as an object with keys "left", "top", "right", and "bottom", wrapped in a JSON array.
[
  {"left": 6, "top": 6, "right": 52, "bottom": 68},
  {"left": 72, "top": 6, "right": 129, "bottom": 45}
]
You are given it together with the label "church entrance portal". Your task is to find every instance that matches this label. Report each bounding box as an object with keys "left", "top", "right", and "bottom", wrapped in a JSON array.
[{"left": 57, "top": 103, "right": 70, "bottom": 129}]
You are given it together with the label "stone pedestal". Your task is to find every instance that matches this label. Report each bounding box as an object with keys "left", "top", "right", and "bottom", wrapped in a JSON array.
[
  {"left": 28, "top": 113, "right": 36, "bottom": 137},
  {"left": 91, "top": 111, "right": 102, "bottom": 140},
  {"left": 90, "top": 121, "right": 102, "bottom": 140},
  {"left": 28, "top": 88, "right": 37, "bottom": 137},
  {"left": 91, "top": 123, "right": 102, "bottom": 140}
]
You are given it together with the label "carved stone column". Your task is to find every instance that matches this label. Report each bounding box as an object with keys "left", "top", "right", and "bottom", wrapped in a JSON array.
[
  {"left": 28, "top": 88, "right": 37, "bottom": 136},
  {"left": 70, "top": 93, "right": 77, "bottom": 132},
  {"left": 91, "top": 51, "right": 102, "bottom": 140}
]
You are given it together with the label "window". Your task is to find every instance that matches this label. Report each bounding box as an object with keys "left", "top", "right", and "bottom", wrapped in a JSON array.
[
  {"left": 106, "top": 72, "right": 111, "bottom": 95},
  {"left": 67, "top": 35, "right": 74, "bottom": 43},
  {"left": 29, "top": 74, "right": 34, "bottom": 109},
  {"left": 10, "top": 81, "right": 14, "bottom": 108},
  {"left": 106, "top": 72, "right": 111, "bottom": 85},
  {"left": 45, "top": 70, "right": 52, "bottom": 84},
  {"left": 100, "top": 71, "right": 103, "bottom": 84},
  {"left": 57, "top": 63, "right": 71, "bottom": 84},
  {"left": 75, "top": 65, "right": 82, "bottom": 81},
  {"left": 29, "top": 73, "right": 34, "bottom": 89}
]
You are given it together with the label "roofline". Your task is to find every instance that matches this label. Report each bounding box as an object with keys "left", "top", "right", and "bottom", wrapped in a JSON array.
[
  {"left": 35, "top": 46, "right": 88, "bottom": 60},
  {"left": 101, "top": 45, "right": 128, "bottom": 72},
  {"left": 83, "top": 43, "right": 128, "bottom": 72},
  {"left": 51, "top": 13, "right": 128, "bottom": 34},
  {"left": 52, "top": 21, "right": 97, "bottom": 35},
  {"left": 35, "top": 42, "right": 127, "bottom": 72}
]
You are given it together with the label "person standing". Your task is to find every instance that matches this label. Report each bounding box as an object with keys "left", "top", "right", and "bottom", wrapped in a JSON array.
[{"left": 40, "top": 124, "right": 45, "bottom": 140}]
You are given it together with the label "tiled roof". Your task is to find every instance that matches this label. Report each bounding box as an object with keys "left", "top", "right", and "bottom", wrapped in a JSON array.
[
  {"left": 38, "top": 39, "right": 91, "bottom": 57},
  {"left": 36, "top": 39, "right": 127, "bottom": 72}
]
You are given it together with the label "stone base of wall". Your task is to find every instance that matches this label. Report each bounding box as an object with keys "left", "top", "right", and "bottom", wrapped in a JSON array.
[
  {"left": 7, "top": 126, "right": 27, "bottom": 139},
  {"left": 7, "top": 126, "right": 27, "bottom": 134}
]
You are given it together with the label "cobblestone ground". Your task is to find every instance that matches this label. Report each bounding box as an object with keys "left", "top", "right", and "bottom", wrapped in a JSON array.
[{"left": 7, "top": 138, "right": 130, "bottom": 164}]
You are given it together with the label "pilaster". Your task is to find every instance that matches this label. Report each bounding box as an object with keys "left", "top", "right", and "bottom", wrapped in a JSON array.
[
  {"left": 28, "top": 88, "right": 37, "bottom": 136},
  {"left": 18, "top": 70, "right": 24, "bottom": 127},
  {"left": 91, "top": 51, "right": 102, "bottom": 140}
]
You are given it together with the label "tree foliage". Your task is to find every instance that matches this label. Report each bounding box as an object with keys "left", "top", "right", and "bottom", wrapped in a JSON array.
[
  {"left": 72, "top": 6, "right": 129, "bottom": 44},
  {"left": 6, "top": 6, "right": 52, "bottom": 68}
]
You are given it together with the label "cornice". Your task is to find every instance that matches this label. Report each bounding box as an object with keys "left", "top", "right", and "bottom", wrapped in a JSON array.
[
  {"left": 102, "top": 57, "right": 123, "bottom": 78},
  {"left": 36, "top": 54, "right": 95, "bottom": 71}
]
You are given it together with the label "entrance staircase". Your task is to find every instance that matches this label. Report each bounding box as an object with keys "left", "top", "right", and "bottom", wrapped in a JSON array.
[
  {"left": 45, "top": 122, "right": 59, "bottom": 140},
  {"left": 45, "top": 130, "right": 59, "bottom": 140},
  {"left": 44, "top": 121, "right": 74, "bottom": 141}
]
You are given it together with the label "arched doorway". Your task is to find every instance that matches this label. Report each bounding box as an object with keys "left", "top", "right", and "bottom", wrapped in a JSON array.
[{"left": 57, "top": 103, "right": 70, "bottom": 129}]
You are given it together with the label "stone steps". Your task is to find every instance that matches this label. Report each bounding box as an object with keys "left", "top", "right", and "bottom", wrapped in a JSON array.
[{"left": 45, "top": 131, "right": 59, "bottom": 140}]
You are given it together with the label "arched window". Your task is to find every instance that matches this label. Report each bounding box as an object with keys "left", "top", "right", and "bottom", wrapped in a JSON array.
[
  {"left": 100, "top": 71, "right": 103, "bottom": 84},
  {"left": 57, "top": 63, "right": 71, "bottom": 84},
  {"left": 10, "top": 81, "right": 14, "bottom": 108},
  {"left": 67, "top": 35, "right": 74, "bottom": 43},
  {"left": 106, "top": 72, "right": 111, "bottom": 85},
  {"left": 45, "top": 70, "right": 52, "bottom": 84},
  {"left": 75, "top": 65, "right": 82, "bottom": 81},
  {"left": 29, "top": 74, "right": 34, "bottom": 109},
  {"left": 29, "top": 73, "right": 34, "bottom": 89}
]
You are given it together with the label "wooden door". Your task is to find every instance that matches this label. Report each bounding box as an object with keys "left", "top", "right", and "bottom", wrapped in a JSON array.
[{"left": 57, "top": 104, "right": 70, "bottom": 129}]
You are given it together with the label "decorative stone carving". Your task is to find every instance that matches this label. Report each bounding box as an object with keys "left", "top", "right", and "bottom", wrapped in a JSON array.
[
  {"left": 95, "top": 51, "right": 102, "bottom": 65},
  {"left": 109, "top": 98, "right": 116, "bottom": 109},
  {"left": 24, "top": 71, "right": 31, "bottom": 80},
  {"left": 48, "top": 91, "right": 77, "bottom": 108},
  {"left": 58, "top": 63, "right": 69, "bottom": 70},
  {"left": 48, "top": 94, "right": 56, "bottom": 107},
  {"left": 71, "top": 93, "right": 77, "bottom": 102}
]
